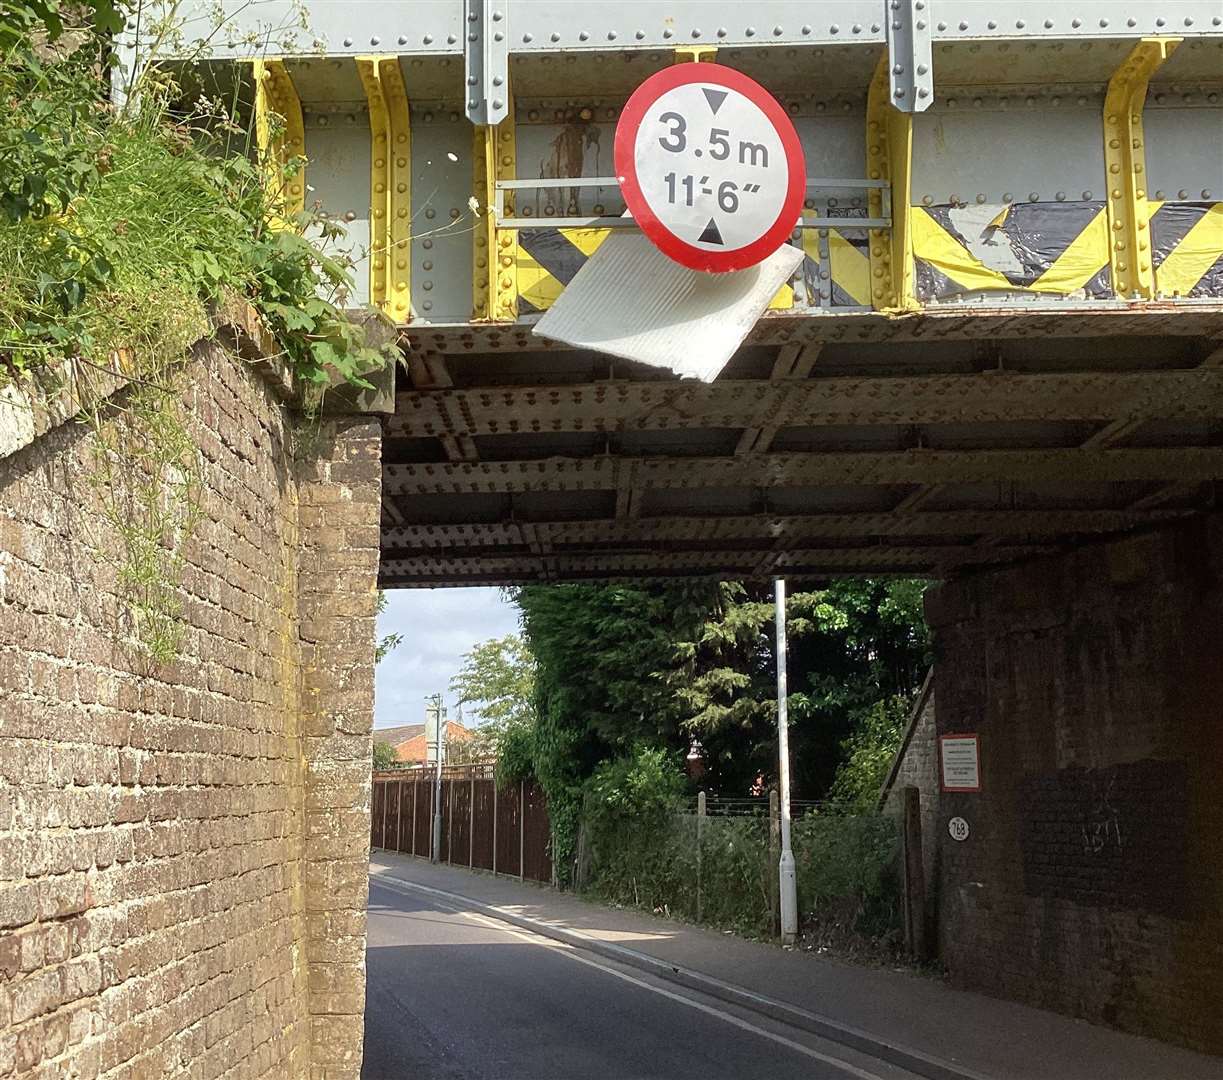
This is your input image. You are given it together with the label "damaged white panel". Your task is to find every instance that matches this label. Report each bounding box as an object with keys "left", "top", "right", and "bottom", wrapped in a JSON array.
[{"left": 533, "top": 233, "right": 803, "bottom": 382}]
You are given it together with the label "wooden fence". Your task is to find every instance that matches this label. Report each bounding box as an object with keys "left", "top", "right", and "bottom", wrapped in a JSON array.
[{"left": 370, "top": 763, "right": 552, "bottom": 884}]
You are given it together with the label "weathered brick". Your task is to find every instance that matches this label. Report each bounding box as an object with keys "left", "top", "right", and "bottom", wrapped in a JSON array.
[
  {"left": 907, "top": 516, "right": 1223, "bottom": 1057},
  {"left": 0, "top": 340, "right": 380, "bottom": 1077}
]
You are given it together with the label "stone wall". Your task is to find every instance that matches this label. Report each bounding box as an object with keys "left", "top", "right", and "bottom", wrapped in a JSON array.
[
  {"left": 924, "top": 515, "right": 1223, "bottom": 1055},
  {"left": 0, "top": 342, "right": 380, "bottom": 1077}
]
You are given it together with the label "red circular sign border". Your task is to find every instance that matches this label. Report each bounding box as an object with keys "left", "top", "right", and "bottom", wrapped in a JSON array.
[{"left": 614, "top": 62, "right": 807, "bottom": 274}]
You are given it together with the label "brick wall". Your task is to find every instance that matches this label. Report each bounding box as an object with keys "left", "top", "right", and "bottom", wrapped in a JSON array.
[
  {"left": 925, "top": 515, "right": 1223, "bottom": 1055},
  {"left": 0, "top": 343, "right": 380, "bottom": 1077}
]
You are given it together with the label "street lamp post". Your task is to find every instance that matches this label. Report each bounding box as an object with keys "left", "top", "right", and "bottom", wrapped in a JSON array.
[{"left": 774, "top": 579, "right": 798, "bottom": 945}]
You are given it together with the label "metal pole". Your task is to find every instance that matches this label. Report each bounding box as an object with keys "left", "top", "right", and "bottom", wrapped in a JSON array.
[
  {"left": 431, "top": 733, "right": 444, "bottom": 863},
  {"left": 774, "top": 578, "right": 798, "bottom": 945},
  {"left": 492, "top": 777, "right": 498, "bottom": 875},
  {"left": 696, "top": 790, "right": 706, "bottom": 923}
]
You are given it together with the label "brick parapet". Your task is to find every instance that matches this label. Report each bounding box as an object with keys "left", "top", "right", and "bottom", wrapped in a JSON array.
[{"left": 0, "top": 341, "right": 381, "bottom": 1077}]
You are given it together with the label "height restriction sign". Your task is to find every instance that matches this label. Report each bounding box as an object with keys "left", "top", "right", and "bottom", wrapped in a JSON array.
[{"left": 615, "top": 63, "right": 806, "bottom": 273}]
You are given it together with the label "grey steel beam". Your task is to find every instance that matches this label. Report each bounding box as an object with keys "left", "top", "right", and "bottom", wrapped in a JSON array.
[
  {"left": 381, "top": 508, "right": 1186, "bottom": 548},
  {"left": 385, "top": 369, "right": 1223, "bottom": 438},
  {"left": 384, "top": 447, "right": 1223, "bottom": 494},
  {"left": 464, "top": 0, "right": 509, "bottom": 125},
  {"left": 175, "top": 2, "right": 1223, "bottom": 60}
]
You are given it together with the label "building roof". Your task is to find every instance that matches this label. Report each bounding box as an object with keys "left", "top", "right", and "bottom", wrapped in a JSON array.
[
  {"left": 371, "top": 724, "right": 424, "bottom": 747},
  {"left": 371, "top": 720, "right": 473, "bottom": 748}
]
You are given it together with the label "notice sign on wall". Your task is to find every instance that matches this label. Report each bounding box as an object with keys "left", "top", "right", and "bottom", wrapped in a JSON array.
[{"left": 939, "top": 734, "right": 981, "bottom": 792}]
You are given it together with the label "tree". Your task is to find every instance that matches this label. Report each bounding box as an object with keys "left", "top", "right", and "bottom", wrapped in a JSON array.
[
  {"left": 450, "top": 632, "right": 537, "bottom": 760},
  {"left": 374, "top": 590, "right": 403, "bottom": 664},
  {"left": 372, "top": 740, "right": 399, "bottom": 770}
]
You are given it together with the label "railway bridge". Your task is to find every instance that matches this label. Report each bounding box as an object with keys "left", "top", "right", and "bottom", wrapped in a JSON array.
[{"left": 133, "top": 1, "right": 1223, "bottom": 1073}]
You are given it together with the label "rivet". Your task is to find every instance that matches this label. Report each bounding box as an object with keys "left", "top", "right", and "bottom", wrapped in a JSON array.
[
  {"left": 635, "top": 29, "right": 645, "bottom": 39},
  {"left": 1178, "top": 189, "right": 1189, "bottom": 199},
  {"left": 342, "top": 36, "right": 353, "bottom": 46},
  {"left": 370, "top": 35, "right": 380, "bottom": 44},
  {"left": 422, "top": 281, "right": 432, "bottom": 291},
  {"left": 1203, "top": 190, "right": 1213, "bottom": 200},
  {"left": 423, "top": 33, "right": 433, "bottom": 44},
  {"left": 801, "top": 24, "right": 811, "bottom": 34},
  {"left": 578, "top": 30, "right": 589, "bottom": 40},
  {"left": 522, "top": 32, "right": 533, "bottom": 42},
  {"left": 607, "top": 30, "right": 617, "bottom": 39},
  {"left": 663, "top": 28, "right": 673, "bottom": 38},
  {"left": 745, "top": 26, "right": 755, "bottom": 36},
  {"left": 397, "top": 35, "right": 407, "bottom": 44},
  {"left": 1002, "top": 192, "right": 1013, "bottom": 203},
  {"left": 773, "top": 25, "right": 783, "bottom": 36},
  {"left": 550, "top": 32, "right": 559, "bottom": 41},
  {"left": 1156, "top": 16, "right": 1165, "bottom": 26}
]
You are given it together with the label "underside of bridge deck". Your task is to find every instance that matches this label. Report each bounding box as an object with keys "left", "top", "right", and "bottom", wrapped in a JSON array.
[{"left": 380, "top": 307, "right": 1223, "bottom": 587}]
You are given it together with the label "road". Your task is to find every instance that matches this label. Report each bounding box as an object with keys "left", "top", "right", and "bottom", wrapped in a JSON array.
[{"left": 362, "top": 877, "right": 921, "bottom": 1080}]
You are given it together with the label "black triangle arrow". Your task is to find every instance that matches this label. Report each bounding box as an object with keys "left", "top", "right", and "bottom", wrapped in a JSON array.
[
  {"left": 697, "top": 218, "right": 724, "bottom": 245},
  {"left": 702, "top": 87, "right": 728, "bottom": 114}
]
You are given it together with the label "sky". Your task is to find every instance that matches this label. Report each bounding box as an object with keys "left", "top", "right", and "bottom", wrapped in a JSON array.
[{"left": 374, "top": 587, "right": 521, "bottom": 731}]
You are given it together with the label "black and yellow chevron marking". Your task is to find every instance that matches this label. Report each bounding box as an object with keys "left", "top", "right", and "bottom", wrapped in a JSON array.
[
  {"left": 1151, "top": 202, "right": 1223, "bottom": 298},
  {"left": 516, "top": 228, "right": 610, "bottom": 314},
  {"left": 912, "top": 202, "right": 1111, "bottom": 302},
  {"left": 799, "top": 213, "right": 872, "bottom": 308},
  {"left": 516, "top": 227, "right": 796, "bottom": 313}
]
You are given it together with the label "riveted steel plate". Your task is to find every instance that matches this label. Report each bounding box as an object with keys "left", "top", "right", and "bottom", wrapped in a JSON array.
[
  {"left": 508, "top": 2, "right": 887, "bottom": 51},
  {"left": 1144, "top": 101, "right": 1223, "bottom": 202},
  {"left": 411, "top": 108, "right": 475, "bottom": 323},
  {"left": 931, "top": 39, "right": 1131, "bottom": 86},
  {"left": 912, "top": 105, "right": 1105, "bottom": 205},
  {"left": 304, "top": 113, "right": 372, "bottom": 306},
  {"left": 177, "top": 1, "right": 464, "bottom": 58},
  {"left": 930, "top": 3, "right": 1223, "bottom": 39}
]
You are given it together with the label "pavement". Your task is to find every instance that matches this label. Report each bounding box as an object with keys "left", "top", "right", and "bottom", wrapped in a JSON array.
[{"left": 368, "top": 851, "right": 1223, "bottom": 1080}]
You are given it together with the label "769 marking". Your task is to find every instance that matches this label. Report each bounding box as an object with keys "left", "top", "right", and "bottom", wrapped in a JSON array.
[{"left": 665, "top": 173, "right": 760, "bottom": 213}]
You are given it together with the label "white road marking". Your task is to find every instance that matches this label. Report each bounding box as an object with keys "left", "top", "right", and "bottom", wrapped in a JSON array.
[{"left": 369, "top": 875, "right": 892, "bottom": 1080}]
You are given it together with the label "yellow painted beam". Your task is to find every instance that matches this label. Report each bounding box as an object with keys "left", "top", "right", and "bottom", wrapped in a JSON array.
[
  {"left": 674, "top": 46, "right": 717, "bottom": 63},
  {"left": 249, "top": 59, "right": 305, "bottom": 225},
  {"left": 866, "top": 55, "right": 916, "bottom": 312},
  {"left": 357, "top": 57, "right": 412, "bottom": 323},
  {"left": 1103, "top": 38, "right": 1180, "bottom": 299},
  {"left": 473, "top": 90, "right": 518, "bottom": 322}
]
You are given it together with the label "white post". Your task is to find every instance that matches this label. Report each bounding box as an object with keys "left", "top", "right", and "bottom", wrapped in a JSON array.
[{"left": 774, "top": 578, "right": 798, "bottom": 945}]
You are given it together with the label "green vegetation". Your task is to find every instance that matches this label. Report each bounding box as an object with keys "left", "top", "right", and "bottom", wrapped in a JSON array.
[
  {"left": 467, "top": 580, "right": 926, "bottom": 889},
  {"left": 372, "top": 740, "right": 400, "bottom": 771},
  {"left": 449, "top": 632, "right": 537, "bottom": 768},
  {"left": 578, "top": 751, "right": 901, "bottom": 949},
  {"left": 1, "top": 1, "right": 393, "bottom": 660}
]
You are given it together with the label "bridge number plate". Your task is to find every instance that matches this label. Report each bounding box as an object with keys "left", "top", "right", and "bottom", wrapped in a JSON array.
[{"left": 615, "top": 63, "right": 805, "bottom": 273}]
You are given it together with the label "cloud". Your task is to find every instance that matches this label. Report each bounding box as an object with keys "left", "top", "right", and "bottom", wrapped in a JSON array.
[{"left": 374, "top": 587, "right": 522, "bottom": 729}]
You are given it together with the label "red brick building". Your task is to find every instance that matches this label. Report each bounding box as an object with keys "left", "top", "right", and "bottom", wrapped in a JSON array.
[{"left": 372, "top": 721, "right": 474, "bottom": 765}]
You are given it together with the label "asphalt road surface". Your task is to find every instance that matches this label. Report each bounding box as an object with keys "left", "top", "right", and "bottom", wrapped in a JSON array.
[{"left": 362, "top": 877, "right": 922, "bottom": 1080}]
